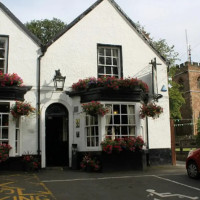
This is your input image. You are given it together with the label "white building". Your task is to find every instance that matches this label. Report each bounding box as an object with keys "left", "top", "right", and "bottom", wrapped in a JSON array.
[{"left": 0, "top": 0, "right": 171, "bottom": 170}]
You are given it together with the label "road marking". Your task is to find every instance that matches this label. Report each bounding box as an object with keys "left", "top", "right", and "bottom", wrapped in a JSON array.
[
  {"left": 146, "top": 189, "right": 199, "bottom": 199},
  {"left": 153, "top": 175, "right": 200, "bottom": 192},
  {"left": 41, "top": 174, "right": 155, "bottom": 182}
]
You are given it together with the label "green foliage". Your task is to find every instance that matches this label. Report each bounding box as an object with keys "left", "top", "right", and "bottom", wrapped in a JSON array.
[
  {"left": 196, "top": 119, "right": 200, "bottom": 147},
  {"left": 135, "top": 21, "right": 184, "bottom": 119},
  {"left": 169, "top": 81, "right": 185, "bottom": 119},
  {"left": 25, "top": 18, "right": 66, "bottom": 45}
]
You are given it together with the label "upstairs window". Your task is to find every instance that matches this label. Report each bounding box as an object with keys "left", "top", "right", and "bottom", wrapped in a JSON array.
[
  {"left": 97, "top": 45, "right": 122, "bottom": 78},
  {"left": 0, "top": 36, "right": 8, "bottom": 73}
]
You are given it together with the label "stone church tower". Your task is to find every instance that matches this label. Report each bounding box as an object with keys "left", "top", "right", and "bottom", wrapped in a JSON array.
[{"left": 174, "top": 62, "right": 200, "bottom": 135}]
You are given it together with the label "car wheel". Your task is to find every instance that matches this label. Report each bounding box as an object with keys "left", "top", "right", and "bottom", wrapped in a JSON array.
[{"left": 187, "top": 161, "right": 199, "bottom": 179}]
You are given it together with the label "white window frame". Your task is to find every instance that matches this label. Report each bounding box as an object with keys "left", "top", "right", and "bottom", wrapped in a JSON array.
[
  {"left": 97, "top": 45, "right": 121, "bottom": 78},
  {"left": 104, "top": 103, "right": 136, "bottom": 139},
  {"left": 85, "top": 115, "right": 99, "bottom": 148},
  {"left": 0, "top": 36, "right": 8, "bottom": 73},
  {"left": 15, "top": 118, "right": 20, "bottom": 155}
]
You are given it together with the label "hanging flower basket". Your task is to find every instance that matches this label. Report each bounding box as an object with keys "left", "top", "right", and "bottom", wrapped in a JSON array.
[
  {"left": 140, "top": 102, "right": 163, "bottom": 119},
  {"left": 82, "top": 101, "right": 109, "bottom": 116},
  {"left": 10, "top": 101, "right": 35, "bottom": 118}
]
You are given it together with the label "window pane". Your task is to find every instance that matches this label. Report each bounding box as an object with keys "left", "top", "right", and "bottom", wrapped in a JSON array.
[
  {"left": 121, "top": 105, "right": 127, "bottom": 114},
  {"left": 96, "top": 137, "right": 99, "bottom": 146},
  {"left": 86, "top": 116, "right": 89, "bottom": 126},
  {"left": 91, "top": 127, "right": 95, "bottom": 136},
  {"left": 0, "top": 61, "right": 4, "bottom": 69},
  {"left": 106, "top": 115, "right": 112, "bottom": 124},
  {"left": 106, "top": 126, "right": 112, "bottom": 135},
  {"left": 0, "top": 41, "right": 5, "bottom": 48},
  {"left": 106, "top": 49, "right": 111, "bottom": 56},
  {"left": 121, "top": 126, "right": 128, "bottom": 136},
  {"left": 0, "top": 103, "right": 9, "bottom": 112},
  {"left": 129, "top": 115, "right": 135, "bottom": 124},
  {"left": 114, "top": 126, "right": 120, "bottom": 136},
  {"left": 94, "top": 116, "right": 98, "bottom": 125},
  {"left": 106, "top": 57, "right": 112, "bottom": 65},
  {"left": 113, "top": 67, "right": 118, "bottom": 75},
  {"left": 2, "top": 115, "right": 8, "bottom": 126},
  {"left": 129, "top": 126, "right": 135, "bottom": 136},
  {"left": 87, "top": 138, "right": 90, "bottom": 146},
  {"left": 0, "top": 50, "right": 5, "bottom": 58},
  {"left": 128, "top": 105, "right": 135, "bottom": 114},
  {"left": 2, "top": 128, "right": 8, "bottom": 139},
  {"left": 99, "top": 57, "right": 104, "bottom": 64},
  {"left": 99, "top": 48, "right": 104, "bottom": 56},
  {"left": 113, "top": 49, "right": 118, "bottom": 57},
  {"left": 114, "top": 115, "right": 120, "bottom": 124},
  {"left": 113, "top": 105, "right": 120, "bottom": 114},
  {"left": 98, "top": 66, "right": 104, "bottom": 73},
  {"left": 91, "top": 137, "right": 95, "bottom": 146},
  {"left": 113, "top": 58, "right": 118, "bottom": 66},
  {"left": 122, "top": 115, "right": 128, "bottom": 124},
  {"left": 106, "top": 66, "right": 111, "bottom": 74}
]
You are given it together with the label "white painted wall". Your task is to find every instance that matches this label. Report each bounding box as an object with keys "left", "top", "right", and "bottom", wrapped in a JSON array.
[
  {"left": 41, "top": 0, "right": 170, "bottom": 151},
  {"left": 0, "top": 7, "right": 40, "bottom": 155}
]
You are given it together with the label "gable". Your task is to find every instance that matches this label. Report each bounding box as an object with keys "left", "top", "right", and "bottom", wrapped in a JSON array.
[
  {"left": 0, "top": 2, "right": 41, "bottom": 46},
  {"left": 47, "top": 0, "right": 166, "bottom": 64}
]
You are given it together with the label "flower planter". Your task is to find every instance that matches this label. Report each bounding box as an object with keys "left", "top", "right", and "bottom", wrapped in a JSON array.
[
  {"left": 101, "top": 150, "right": 146, "bottom": 172},
  {"left": 67, "top": 87, "right": 148, "bottom": 103},
  {"left": 0, "top": 86, "right": 32, "bottom": 101}
]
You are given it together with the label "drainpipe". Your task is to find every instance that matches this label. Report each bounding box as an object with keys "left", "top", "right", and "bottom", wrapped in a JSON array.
[{"left": 37, "top": 46, "right": 46, "bottom": 156}]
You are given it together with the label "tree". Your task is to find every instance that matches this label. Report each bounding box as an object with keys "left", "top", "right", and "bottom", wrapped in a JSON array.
[
  {"left": 25, "top": 18, "right": 66, "bottom": 45},
  {"left": 136, "top": 22, "right": 185, "bottom": 119}
]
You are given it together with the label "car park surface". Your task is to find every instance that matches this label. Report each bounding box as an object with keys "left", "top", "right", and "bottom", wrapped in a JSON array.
[{"left": 0, "top": 164, "right": 200, "bottom": 200}]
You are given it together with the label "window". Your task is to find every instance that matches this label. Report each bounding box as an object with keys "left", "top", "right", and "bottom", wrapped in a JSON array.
[
  {"left": 85, "top": 115, "right": 99, "bottom": 147},
  {"left": 197, "top": 77, "right": 200, "bottom": 89},
  {"left": 97, "top": 45, "right": 121, "bottom": 78},
  {"left": 15, "top": 118, "right": 20, "bottom": 155},
  {"left": 0, "top": 103, "right": 10, "bottom": 145},
  {"left": 0, "top": 36, "right": 8, "bottom": 73},
  {"left": 105, "top": 104, "right": 135, "bottom": 138}
]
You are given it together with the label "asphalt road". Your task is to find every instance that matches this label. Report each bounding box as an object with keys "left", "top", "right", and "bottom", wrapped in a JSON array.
[{"left": 0, "top": 164, "right": 200, "bottom": 200}]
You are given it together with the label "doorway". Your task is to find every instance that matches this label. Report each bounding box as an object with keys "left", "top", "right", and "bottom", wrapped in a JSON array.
[{"left": 45, "top": 103, "right": 69, "bottom": 166}]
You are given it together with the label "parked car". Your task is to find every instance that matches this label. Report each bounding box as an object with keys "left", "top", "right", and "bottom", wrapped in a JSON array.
[{"left": 186, "top": 148, "right": 200, "bottom": 179}]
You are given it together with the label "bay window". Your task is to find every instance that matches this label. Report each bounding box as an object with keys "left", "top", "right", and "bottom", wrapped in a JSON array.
[
  {"left": 105, "top": 104, "right": 136, "bottom": 138},
  {"left": 85, "top": 115, "right": 99, "bottom": 147}
]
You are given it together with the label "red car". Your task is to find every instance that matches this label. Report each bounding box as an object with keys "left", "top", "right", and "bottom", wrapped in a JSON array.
[{"left": 186, "top": 148, "right": 200, "bottom": 178}]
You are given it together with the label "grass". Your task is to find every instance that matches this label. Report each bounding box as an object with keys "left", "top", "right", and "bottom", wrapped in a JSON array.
[{"left": 175, "top": 148, "right": 197, "bottom": 152}]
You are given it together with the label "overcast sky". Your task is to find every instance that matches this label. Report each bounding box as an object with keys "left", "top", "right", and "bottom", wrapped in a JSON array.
[{"left": 1, "top": 0, "right": 200, "bottom": 64}]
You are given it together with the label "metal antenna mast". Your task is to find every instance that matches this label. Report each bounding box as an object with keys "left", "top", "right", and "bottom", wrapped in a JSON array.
[{"left": 185, "top": 30, "right": 191, "bottom": 62}]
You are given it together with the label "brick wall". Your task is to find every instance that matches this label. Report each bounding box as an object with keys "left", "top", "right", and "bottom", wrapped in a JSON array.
[{"left": 174, "top": 62, "right": 200, "bottom": 135}]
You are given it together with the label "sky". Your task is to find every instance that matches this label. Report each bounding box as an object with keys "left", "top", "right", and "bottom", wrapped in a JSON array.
[{"left": 1, "top": 0, "right": 200, "bottom": 65}]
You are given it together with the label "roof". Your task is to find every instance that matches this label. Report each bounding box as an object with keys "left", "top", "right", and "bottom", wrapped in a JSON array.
[
  {"left": 0, "top": 2, "right": 41, "bottom": 46},
  {"left": 46, "top": 0, "right": 167, "bottom": 63}
]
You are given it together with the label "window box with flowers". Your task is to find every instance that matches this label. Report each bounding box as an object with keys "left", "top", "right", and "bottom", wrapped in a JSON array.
[
  {"left": 67, "top": 76, "right": 149, "bottom": 103},
  {"left": 140, "top": 102, "right": 163, "bottom": 119},
  {"left": 100, "top": 136, "right": 146, "bottom": 171},
  {"left": 10, "top": 101, "right": 35, "bottom": 119},
  {"left": 0, "top": 72, "right": 32, "bottom": 101}
]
